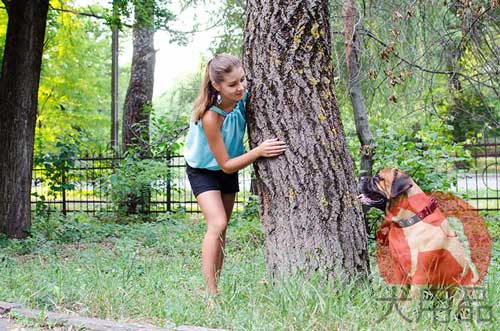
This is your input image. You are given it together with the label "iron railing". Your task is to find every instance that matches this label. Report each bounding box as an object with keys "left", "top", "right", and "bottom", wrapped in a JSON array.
[
  {"left": 31, "top": 152, "right": 254, "bottom": 214},
  {"left": 457, "top": 135, "right": 500, "bottom": 211},
  {"left": 31, "top": 137, "right": 500, "bottom": 214}
]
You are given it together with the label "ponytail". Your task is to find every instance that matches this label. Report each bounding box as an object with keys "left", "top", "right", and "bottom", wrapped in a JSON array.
[
  {"left": 192, "top": 54, "right": 242, "bottom": 124},
  {"left": 193, "top": 64, "right": 217, "bottom": 124}
]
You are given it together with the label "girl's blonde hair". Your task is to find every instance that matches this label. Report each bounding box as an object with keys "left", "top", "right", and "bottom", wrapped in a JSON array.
[{"left": 193, "top": 53, "right": 242, "bottom": 124}]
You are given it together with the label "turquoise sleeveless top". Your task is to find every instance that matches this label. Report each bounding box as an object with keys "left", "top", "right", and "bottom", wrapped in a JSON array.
[{"left": 184, "top": 91, "right": 248, "bottom": 170}]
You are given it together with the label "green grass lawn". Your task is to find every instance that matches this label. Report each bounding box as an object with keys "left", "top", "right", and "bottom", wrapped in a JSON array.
[{"left": 0, "top": 209, "right": 498, "bottom": 330}]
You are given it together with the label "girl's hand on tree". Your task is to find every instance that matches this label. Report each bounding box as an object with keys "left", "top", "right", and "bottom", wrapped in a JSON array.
[{"left": 257, "top": 138, "right": 287, "bottom": 157}]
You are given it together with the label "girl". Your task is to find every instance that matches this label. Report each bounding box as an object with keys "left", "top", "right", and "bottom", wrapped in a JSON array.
[{"left": 185, "top": 54, "right": 286, "bottom": 295}]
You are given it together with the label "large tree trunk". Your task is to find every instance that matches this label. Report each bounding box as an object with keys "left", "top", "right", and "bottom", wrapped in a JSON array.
[
  {"left": 343, "top": 0, "right": 374, "bottom": 178},
  {"left": 122, "top": 1, "right": 155, "bottom": 156},
  {"left": 0, "top": 0, "right": 49, "bottom": 238},
  {"left": 243, "top": 0, "right": 369, "bottom": 280}
]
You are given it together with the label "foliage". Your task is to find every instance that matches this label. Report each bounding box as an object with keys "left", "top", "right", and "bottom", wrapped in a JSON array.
[
  {"left": 446, "top": 90, "right": 500, "bottom": 141},
  {"left": 331, "top": 0, "right": 499, "bottom": 140},
  {"left": 341, "top": 96, "right": 473, "bottom": 192},
  {"left": 0, "top": 7, "right": 6, "bottom": 67},
  {"left": 31, "top": 137, "right": 83, "bottom": 225},
  {"left": 149, "top": 107, "right": 189, "bottom": 156},
  {"left": 152, "top": 69, "right": 201, "bottom": 155},
  {"left": 369, "top": 116, "right": 471, "bottom": 192},
  {"left": 228, "top": 195, "right": 263, "bottom": 248},
  {"left": 0, "top": 212, "right": 124, "bottom": 254},
  {"left": 33, "top": 138, "right": 82, "bottom": 200},
  {"left": 208, "top": 0, "right": 245, "bottom": 56},
  {"left": 101, "top": 151, "right": 167, "bottom": 216},
  {"left": 109, "top": 0, "right": 190, "bottom": 45},
  {"left": 238, "top": 194, "right": 260, "bottom": 221},
  {"left": 36, "top": 1, "right": 113, "bottom": 154}
]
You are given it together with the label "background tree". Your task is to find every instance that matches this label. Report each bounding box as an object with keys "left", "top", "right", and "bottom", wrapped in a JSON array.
[
  {"left": 343, "top": 0, "right": 373, "bottom": 178},
  {"left": 119, "top": 0, "right": 198, "bottom": 156},
  {"left": 0, "top": 0, "right": 49, "bottom": 238},
  {"left": 243, "top": 0, "right": 369, "bottom": 279},
  {"left": 117, "top": 0, "right": 178, "bottom": 215},
  {"left": 122, "top": 0, "right": 157, "bottom": 155}
]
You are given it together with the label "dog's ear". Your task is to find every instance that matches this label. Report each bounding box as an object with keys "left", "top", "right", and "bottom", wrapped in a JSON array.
[{"left": 390, "top": 172, "right": 413, "bottom": 198}]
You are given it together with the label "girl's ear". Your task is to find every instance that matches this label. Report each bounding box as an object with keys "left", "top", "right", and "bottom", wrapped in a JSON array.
[{"left": 211, "top": 81, "right": 220, "bottom": 92}]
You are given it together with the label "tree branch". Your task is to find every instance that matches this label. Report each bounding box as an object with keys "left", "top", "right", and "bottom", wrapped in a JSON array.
[
  {"left": 48, "top": 3, "right": 219, "bottom": 35},
  {"left": 161, "top": 19, "right": 222, "bottom": 35},
  {"left": 49, "top": 4, "right": 107, "bottom": 21},
  {"left": 362, "top": 28, "right": 499, "bottom": 91},
  {"left": 47, "top": 4, "right": 134, "bottom": 28}
]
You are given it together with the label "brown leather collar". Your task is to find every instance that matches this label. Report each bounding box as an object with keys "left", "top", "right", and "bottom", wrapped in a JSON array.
[{"left": 396, "top": 197, "right": 438, "bottom": 228}]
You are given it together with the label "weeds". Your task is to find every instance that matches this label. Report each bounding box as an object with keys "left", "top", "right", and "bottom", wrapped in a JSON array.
[{"left": 0, "top": 210, "right": 498, "bottom": 330}]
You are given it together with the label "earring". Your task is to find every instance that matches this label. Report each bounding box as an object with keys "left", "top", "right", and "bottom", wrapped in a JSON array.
[{"left": 216, "top": 94, "right": 222, "bottom": 104}]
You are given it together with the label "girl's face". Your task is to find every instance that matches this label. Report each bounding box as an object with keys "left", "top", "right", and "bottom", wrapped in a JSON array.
[{"left": 213, "top": 66, "right": 247, "bottom": 104}]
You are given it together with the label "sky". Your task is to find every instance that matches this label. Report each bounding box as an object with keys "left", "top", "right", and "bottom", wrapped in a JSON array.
[{"left": 74, "top": 0, "right": 220, "bottom": 97}]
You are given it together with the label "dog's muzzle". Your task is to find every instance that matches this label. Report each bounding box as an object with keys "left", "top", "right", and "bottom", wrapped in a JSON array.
[{"left": 358, "top": 176, "right": 388, "bottom": 211}]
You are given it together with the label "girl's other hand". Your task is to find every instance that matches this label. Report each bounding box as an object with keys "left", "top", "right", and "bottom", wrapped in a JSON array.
[{"left": 257, "top": 138, "right": 287, "bottom": 158}]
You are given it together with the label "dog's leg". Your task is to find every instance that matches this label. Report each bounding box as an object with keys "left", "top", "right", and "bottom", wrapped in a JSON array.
[
  {"left": 410, "top": 285, "right": 421, "bottom": 299},
  {"left": 449, "top": 286, "right": 476, "bottom": 320},
  {"left": 409, "top": 247, "right": 419, "bottom": 278},
  {"left": 397, "top": 285, "right": 410, "bottom": 301},
  {"left": 396, "top": 285, "right": 422, "bottom": 321}
]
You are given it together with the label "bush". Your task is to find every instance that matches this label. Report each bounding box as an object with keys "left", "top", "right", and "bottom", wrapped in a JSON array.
[
  {"left": 369, "top": 116, "right": 471, "bottom": 192},
  {"left": 102, "top": 152, "right": 167, "bottom": 217}
]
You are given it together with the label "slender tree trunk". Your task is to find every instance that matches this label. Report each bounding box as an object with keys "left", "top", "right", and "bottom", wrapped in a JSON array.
[
  {"left": 121, "top": 2, "right": 155, "bottom": 215},
  {"left": 0, "top": 0, "right": 49, "bottom": 238},
  {"left": 243, "top": 0, "right": 369, "bottom": 280},
  {"left": 343, "top": 0, "right": 374, "bottom": 178},
  {"left": 122, "top": 1, "right": 155, "bottom": 156}
]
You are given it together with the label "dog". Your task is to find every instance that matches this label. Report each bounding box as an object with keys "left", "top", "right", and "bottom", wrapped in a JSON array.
[{"left": 358, "top": 168, "right": 477, "bottom": 297}]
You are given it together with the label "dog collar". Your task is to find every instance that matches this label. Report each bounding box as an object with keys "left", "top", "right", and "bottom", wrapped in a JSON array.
[{"left": 396, "top": 197, "right": 438, "bottom": 228}]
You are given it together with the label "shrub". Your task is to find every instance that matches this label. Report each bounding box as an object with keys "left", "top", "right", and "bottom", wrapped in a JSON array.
[{"left": 102, "top": 152, "right": 167, "bottom": 217}]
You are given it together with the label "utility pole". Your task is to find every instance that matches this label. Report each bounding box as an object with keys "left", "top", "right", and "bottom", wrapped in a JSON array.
[{"left": 111, "top": 2, "right": 119, "bottom": 155}]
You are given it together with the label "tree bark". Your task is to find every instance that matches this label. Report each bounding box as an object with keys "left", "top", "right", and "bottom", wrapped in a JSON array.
[
  {"left": 343, "top": 0, "right": 374, "bottom": 178},
  {"left": 121, "top": 1, "right": 155, "bottom": 215},
  {"left": 243, "top": 0, "right": 369, "bottom": 280},
  {"left": 122, "top": 1, "right": 155, "bottom": 156},
  {"left": 0, "top": 0, "right": 49, "bottom": 238}
]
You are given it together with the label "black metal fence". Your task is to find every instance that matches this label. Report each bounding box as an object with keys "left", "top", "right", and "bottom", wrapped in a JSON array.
[
  {"left": 31, "top": 137, "right": 500, "bottom": 214},
  {"left": 31, "top": 153, "right": 254, "bottom": 214},
  {"left": 457, "top": 135, "right": 500, "bottom": 211}
]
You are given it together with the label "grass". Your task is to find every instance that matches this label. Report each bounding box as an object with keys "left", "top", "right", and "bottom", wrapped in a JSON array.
[{"left": 0, "top": 208, "right": 498, "bottom": 330}]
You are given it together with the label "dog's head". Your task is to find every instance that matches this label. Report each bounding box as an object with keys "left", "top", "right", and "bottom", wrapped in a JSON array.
[{"left": 358, "top": 168, "right": 414, "bottom": 211}]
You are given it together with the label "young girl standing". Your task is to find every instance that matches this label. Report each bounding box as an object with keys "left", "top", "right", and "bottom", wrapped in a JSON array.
[{"left": 185, "top": 54, "right": 286, "bottom": 295}]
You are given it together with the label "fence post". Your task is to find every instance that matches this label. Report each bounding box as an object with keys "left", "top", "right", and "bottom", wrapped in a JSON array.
[
  {"left": 166, "top": 149, "right": 171, "bottom": 212},
  {"left": 61, "top": 168, "right": 67, "bottom": 216}
]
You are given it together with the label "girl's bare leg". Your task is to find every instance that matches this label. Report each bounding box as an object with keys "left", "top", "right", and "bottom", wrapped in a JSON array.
[
  {"left": 216, "top": 193, "right": 236, "bottom": 275},
  {"left": 197, "top": 190, "right": 231, "bottom": 295}
]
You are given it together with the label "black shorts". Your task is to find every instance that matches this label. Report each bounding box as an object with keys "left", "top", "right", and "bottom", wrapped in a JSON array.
[{"left": 186, "top": 163, "right": 239, "bottom": 197}]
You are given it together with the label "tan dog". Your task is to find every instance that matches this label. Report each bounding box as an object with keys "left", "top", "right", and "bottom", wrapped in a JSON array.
[{"left": 359, "top": 168, "right": 477, "bottom": 296}]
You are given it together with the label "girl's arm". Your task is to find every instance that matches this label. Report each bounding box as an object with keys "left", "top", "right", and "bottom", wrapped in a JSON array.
[{"left": 203, "top": 112, "right": 286, "bottom": 174}]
